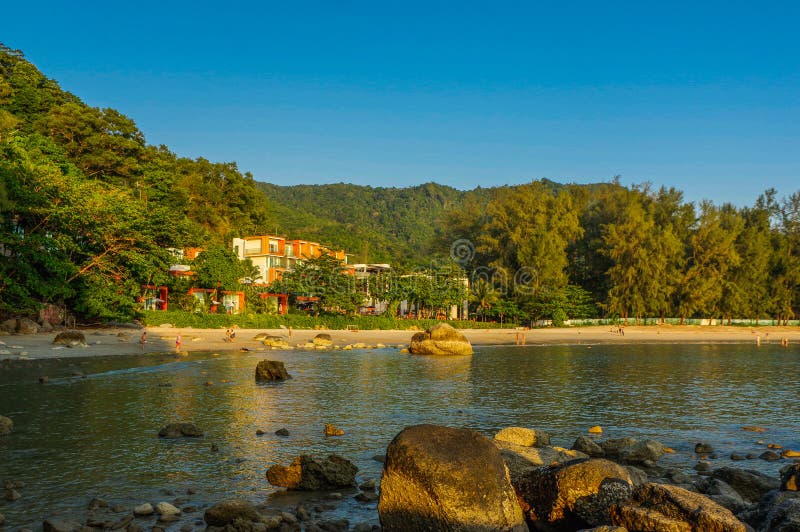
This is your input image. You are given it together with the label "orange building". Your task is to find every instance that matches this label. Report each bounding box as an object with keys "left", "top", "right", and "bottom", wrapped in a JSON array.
[{"left": 232, "top": 235, "right": 348, "bottom": 284}]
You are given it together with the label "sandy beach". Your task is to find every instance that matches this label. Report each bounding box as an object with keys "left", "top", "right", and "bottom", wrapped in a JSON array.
[{"left": 1, "top": 324, "right": 799, "bottom": 360}]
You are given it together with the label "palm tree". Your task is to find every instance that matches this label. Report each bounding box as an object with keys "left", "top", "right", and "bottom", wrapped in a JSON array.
[{"left": 469, "top": 278, "right": 499, "bottom": 321}]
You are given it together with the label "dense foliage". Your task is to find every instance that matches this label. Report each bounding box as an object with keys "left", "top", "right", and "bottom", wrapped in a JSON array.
[{"left": 1, "top": 43, "right": 798, "bottom": 324}]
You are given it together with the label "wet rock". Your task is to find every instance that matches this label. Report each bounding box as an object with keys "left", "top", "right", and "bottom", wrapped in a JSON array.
[
  {"left": 0, "top": 414, "right": 12, "bottom": 435},
  {"left": 494, "top": 426, "right": 551, "bottom": 447},
  {"left": 158, "top": 422, "right": 203, "bottom": 438},
  {"left": 781, "top": 463, "right": 800, "bottom": 491},
  {"left": 372, "top": 454, "right": 385, "bottom": 463},
  {"left": 731, "top": 453, "right": 746, "bottom": 461},
  {"left": 42, "top": 518, "right": 83, "bottom": 532},
  {"left": 696, "top": 462, "right": 713, "bottom": 473},
  {"left": 518, "top": 458, "right": 632, "bottom": 528},
  {"left": 695, "top": 477, "right": 748, "bottom": 513},
  {"left": 203, "top": 499, "right": 261, "bottom": 526},
  {"left": 618, "top": 439, "right": 666, "bottom": 465},
  {"left": 256, "top": 429, "right": 265, "bottom": 436},
  {"left": 324, "top": 423, "right": 344, "bottom": 436},
  {"left": 355, "top": 491, "right": 379, "bottom": 503},
  {"left": 155, "top": 502, "right": 181, "bottom": 516},
  {"left": 255, "top": 360, "right": 291, "bottom": 382},
  {"left": 737, "top": 489, "right": 800, "bottom": 529},
  {"left": 266, "top": 454, "right": 358, "bottom": 490},
  {"left": 275, "top": 428, "right": 290, "bottom": 436},
  {"left": 573, "top": 478, "right": 634, "bottom": 527},
  {"left": 588, "top": 426, "right": 603, "bottom": 434},
  {"left": 600, "top": 437, "right": 638, "bottom": 457},
  {"left": 133, "top": 503, "right": 154, "bottom": 516},
  {"left": 696, "top": 442, "right": 716, "bottom": 454},
  {"left": 359, "top": 479, "right": 376, "bottom": 491},
  {"left": 573, "top": 435, "right": 605, "bottom": 457},
  {"left": 378, "top": 424, "right": 525, "bottom": 531},
  {"left": 53, "top": 331, "right": 87, "bottom": 347},
  {"left": 4, "top": 488, "right": 20, "bottom": 501},
  {"left": 497, "top": 440, "right": 588, "bottom": 487},
  {"left": 611, "top": 483, "right": 746, "bottom": 532},
  {"left": 408, "top": 324, "right": 473, "bottom": 356},
  {"left": 761, "top": 498, "right": 800, "bottom": 531},
  {"left": 312, "top": 333, "right": 333, "bottom": 346},
  {"left": 760, "top": 450, "right": 781, "bottom": 461}
]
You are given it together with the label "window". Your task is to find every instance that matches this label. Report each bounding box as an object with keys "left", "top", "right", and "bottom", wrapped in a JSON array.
[
  {"left": 244, "top": 239, "right": 262, "bottom": 255},
  {"left": 286, "top": 243, "right": 294, "bottom": 257},
  {"left": 269, "top": 239, "right": 279, "bottom": 254}
]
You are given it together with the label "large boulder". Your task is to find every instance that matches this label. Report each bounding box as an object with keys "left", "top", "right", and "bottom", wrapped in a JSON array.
[
  {"left": 204, "top": 499, "right": 262, "bottom": 526},
  {"left": 712, "top": 467, "right": 781, "bottom": 503},
  {"left": 378, "top": 424, "right": 526, "bottom": 531},
  {"left": 312, "top": 333, "right": 333, "bottom": 346},
  {"left": 158, "top": 422, "right": 203, "bottom": 438},
  {"left": 53, "top": 331, "right": 87, "bottom": 347},
  {"left": 17, "top": 318, "right": 39, "bottom": 334},
  {"left": 600, "top": 437, "right": 638, "bottom": 458},
  {"left": 572, "top": 435, "right": 605, "bottom": 457},
  {"left": 611, "top": 483, "right": 746, "bottom": 532},
  {"left": 0, "top": 415, "right": 12, "bottom": 436},
  {"left": 517, "top": 458, "right": 632, "bottom": 529},
  {"left": 737, "top": 489, "right": 800, "bottom": 530},
  {"left": 759, "top": 497, "right": 800, "bottom": 531},
  {"left": 266, "top": 454, "right": 357, "bottom": 491},
  {"left": 497, "top": 440, "right": 588, "bottom": 487},
  {"left": 409, "top": 324, "right": 473, "bottom": 356},
  {"left": 495, "top": 426, "right": 551, "bottom": 448},
  {"left": 618, "top": 439, "right": 666, "bottom": 465},
  {"left": 0, "top": 319, "right": 16, "bottom": 333},
  {"left": 261, "top": 336, "right": 289, "bottom": 348},
  {"left": 694, "top": 477, "right": 748, "bottom": 513},
  {"left": 255, "top": 360, "right": 291, "bottom": 381}
]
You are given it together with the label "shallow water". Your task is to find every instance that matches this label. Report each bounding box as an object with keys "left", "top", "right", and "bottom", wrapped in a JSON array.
[{"left": 0, "top": 343, "right": 798, "bottom": 528}]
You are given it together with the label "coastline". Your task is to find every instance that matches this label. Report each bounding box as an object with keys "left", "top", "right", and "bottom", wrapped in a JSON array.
[{"left": 1, "top": 324, "right": 799, "bottom": 360}]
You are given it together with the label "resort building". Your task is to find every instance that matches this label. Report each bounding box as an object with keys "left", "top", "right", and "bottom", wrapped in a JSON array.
[{"left": 232, "top": 235, "right": 349, "bottom": 284}]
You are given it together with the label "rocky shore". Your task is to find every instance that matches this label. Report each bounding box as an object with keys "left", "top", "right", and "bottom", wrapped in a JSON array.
[{"left": 2, "top": 422, "right": 799, "bottom": 531}]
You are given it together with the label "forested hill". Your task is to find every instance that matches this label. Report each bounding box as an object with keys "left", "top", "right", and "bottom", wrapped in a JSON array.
[{"left": 257, "top": 182, "right": 493, "bottom": 266}]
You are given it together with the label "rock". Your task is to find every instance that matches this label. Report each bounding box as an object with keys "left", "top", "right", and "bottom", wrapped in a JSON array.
[
  {"left": 408, "top": 323, "right": 473, "bottom": 356},
  {"left": 600, "top": 437, "right": 638, "bottom": 457},
  {"left": 256, "top": 429, "right": 265, "bottom": 436},
  {"left": 624, "top": 465, "right": 649, "bottom": 487},
  {"left": 761, "top": 498, "right": 800, "bottom": 531},
  {"left": 573, "top": 435, "right": 605, "bottom": 457},
  {"left": 378, "top": 424, "right": 525, "bottom": 531},
  {"left": 611, "top": 483, "right": 746, "bottom": 532},
  {"left": 731, "top": 453, "right": 746, "bottom": 461},
  {"left": 738, "top": 489, "right": 800, "bottom": 530},
  {"left": 696, "top": 461, "right": 713, "bottom": 473},
  {"left": 618, "top": 439, "right": 666, "bottom": 465},
  {"left": 360, "top": 479, "right": 376, "bottom": 491},
  {"left": 494, "top": 426, "right": 551, "bottom": 447},
  {"left": 210, "top": 443, "right": 219, "bottom": 452},
  {"left": 255, "top": 360, "right": 291, "bottom": 381},
  {"left": 313, "top": 333, "right": 333, "bottom": 346},
  {"left": 577, "top": 527, "right": 627, "bottom": 532},
  {"left": 588, "top": 426, "right": 603, "bottom": 434},
  {"left": 275, "top": 428, "right": 290, "bottom": 436},
  {"left": 574, "top": 478, "right": 634, "bottom": 527},
  {"left": 53, "top": 331, "right": 87, "bottom": 347},
  {"left": 781, "top": 463, "right": 800, "bottom": 491},
  {"left": 782, "top": 449, "right": 800, "bottom": 458},
  {"left": 155, "top": 502, "right": 181, "bottom": 516},
  {"left": 696, "top": 442, "right": 716, "bottom": 454},
  {"left": 203, "top": 499, "right": 261, "bottom": 526},
  {"left": 695, "top": 477, "right": 748, "bottom": 513},
  {"left": 158, "top": 422, "right": 203, "bottom": 438},
  {"left": 743, "top": 426, "right": 768, "bottom": 433},
  {"left": 133, "top": 503, "right": 154, "bottom": 516},
  {"left": 518, "top": 458, "right": 632, "bottom": 528},
  {"left": 0, "top": 512, "right": 4, "bottom": 526},
  {"left": 266, "top": 454, "right": 358, "bottom": 490},
  {"left": 712, "top": 467, "right": 781, "bottom": 503},
  {"left": 760, "top": 450, "right": 782, "bottom": 461},
  {"left": 262, "top": 335, "right": 289, "bottom": 348},
  {"left": 497, "top": 440, "right": 589, "bottom": 486},
  {"left": 0, "top": 414, "right": 12, "bottom": 435},
  {"left": 5, "top": 489, "right": 20, "bottom": 501},
  {"left": 42, "top": 518, "right": 83, "bottom": 532},
  {"left": 324, "top": 424, "right": 344, "bottom": 436},
  {"left": 0, "top": 319, "right": 16, "bottom": 333},
  {"left": 17, "top": 318, "right": 39, "bottom": 334},
  {"left": 355, "top": 491, "right": 379, "bottom": 503}
]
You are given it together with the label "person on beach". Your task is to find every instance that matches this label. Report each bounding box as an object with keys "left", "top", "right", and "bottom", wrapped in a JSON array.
[
  {"left": 175, "top": 333, "right": 182, "bottom": 353},
  {"left": 140, "top": 331, "right": 147, "bottom": 351},
  {"left": 230, "top": 330, "right": 236, "bottom": 342},
  {"left": 224, "top": 329, "right": 231, "bottom": 343}
]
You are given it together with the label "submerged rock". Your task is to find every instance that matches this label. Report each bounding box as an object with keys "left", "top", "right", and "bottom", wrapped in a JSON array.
[
  {"left": 408, "top": 323, "right": 473, "bottom": 356},
  {"left": 0, "top": 414, "right": 12, "bottom": 435},
  {"left": 204, "top": 499, "right": 262, "bottom": 526},
  {"left": 158, "top": 422, "right": 203, "bottom": 438},
  {"left": 255, "top": 360, "right": 291, "bottom": 381},
  {"left": 266, "top": 454, "right": 358, "bottom": 490},
  {"left": 378, "top": 424, "right": 525, "bottom": 531}
]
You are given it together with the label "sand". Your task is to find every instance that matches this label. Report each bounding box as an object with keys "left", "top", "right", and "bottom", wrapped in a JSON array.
[{"left": 1, "top": 324, "right": 799, "bottom": 360}]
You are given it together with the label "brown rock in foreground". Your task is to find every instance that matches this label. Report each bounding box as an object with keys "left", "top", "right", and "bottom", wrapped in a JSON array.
[
  {"left": 409, "top": 323, "right": 473, "bottom": 355},
  {"left": 612, "top": 483, "right": 746, "bottom": 532},
  {"left": 378, "top": 424, "right": 526, "bottom": 531},
  {"left": 266, "top": 454, "right": 357, "bottom": 491},
  {"left": 255, "top": 360, "right": 291, "bottom": 382}
]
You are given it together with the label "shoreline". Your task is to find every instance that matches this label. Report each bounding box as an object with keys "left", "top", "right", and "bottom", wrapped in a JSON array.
[{"left": 1, "top": 324, "right": 798, "bottom": 360}]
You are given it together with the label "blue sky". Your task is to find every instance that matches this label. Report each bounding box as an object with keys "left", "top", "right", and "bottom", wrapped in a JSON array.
[{"left": 2, "top": 1, "right": 798, "bottom": 205}]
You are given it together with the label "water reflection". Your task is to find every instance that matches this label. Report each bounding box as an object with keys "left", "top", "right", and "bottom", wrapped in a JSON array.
[{"left": 0, "top": 343, "right": 798, "bottom": 528}]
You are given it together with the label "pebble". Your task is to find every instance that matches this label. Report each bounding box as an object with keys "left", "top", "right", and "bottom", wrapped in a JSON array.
[
  {"left": 256, "top": 429, "right": 265, "bottom": 436},
  {"left": 731, "top": 453, "right": 746, "bottom": 460},
  {"left": 133, "top": 503, "right": 154, "bottom": 516},
  {"left": 768, "top": 443, "right": 783, "bottom": 449},
  {"left": 588, "top": 425, "right": 603, "bottom": 434},
  {"left": 275, "top": 428, "right": 290, "bottom": 436},
  {"left": 760, "top": 450, "right": 782, "bottom": 461},
  {"left": 155, "top": 501, "right": 181, "bottom": 516},
  {"left": 355, "top": 492, "right": 379, "bottom": 503}
]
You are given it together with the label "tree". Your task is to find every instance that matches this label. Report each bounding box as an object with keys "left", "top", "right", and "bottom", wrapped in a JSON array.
[
  {"left": 191, "top": 246, "right": 248, "bottom": 292},
  {"left": 272, "top": 253, "right": 364, "bottom": 315}
]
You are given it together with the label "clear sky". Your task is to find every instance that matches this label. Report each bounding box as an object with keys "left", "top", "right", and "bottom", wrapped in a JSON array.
[{"left": 2, "top": 1, "right": 798, "bottom": 205}]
